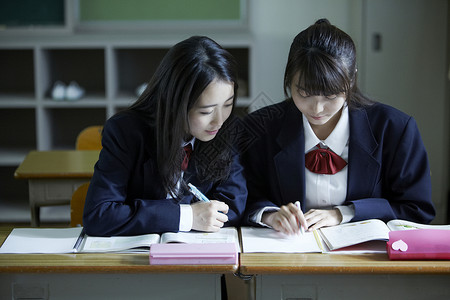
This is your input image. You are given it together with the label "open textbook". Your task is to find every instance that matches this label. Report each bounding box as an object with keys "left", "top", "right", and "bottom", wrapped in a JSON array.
[
  {"left": 241, "top": 219, "right": 450, "bottom": 254},
  {"left": 0, "top": 227, "right": 239, "bottom": 254}
]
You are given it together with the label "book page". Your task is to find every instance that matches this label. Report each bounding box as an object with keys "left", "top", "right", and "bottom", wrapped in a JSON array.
[
  {"left": 82, "top": 233, "right": 161, "bottom": 253},
  {"left": 319, "top": 219, "right": 390, "bottom": 251},
  {"left": 386, "top": 219, "right": 450, "bottom": 231},
  {"left": 0, "top": 227, "right": 83, "bottom": 254},
  {"left": 325, "top": 240, "right": 388, "bottom": 254},
  {"left": 160, "top": 227, "right": 238, "bottom": 245},
  {"left": 240, "top": 227, "right": 323, "bottom": 253}
]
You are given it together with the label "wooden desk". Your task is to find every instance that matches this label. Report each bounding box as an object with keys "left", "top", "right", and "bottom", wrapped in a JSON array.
[
  {"left": 14, "top": 150, "right": 100, "bottom": 227},
  {"left": 240, "top": 253, "right": 450, "bottom": 300},
  {"left": 0, "top": 228, "right": 236, "bottom": 299}
]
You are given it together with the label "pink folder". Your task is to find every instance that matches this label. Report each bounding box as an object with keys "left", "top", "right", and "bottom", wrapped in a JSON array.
[
  {"left": 149, "top": 242, "right": 238, "bottom": 265},
  {"left": 387, "top": 229, "right": 450, "bottom": 260}
]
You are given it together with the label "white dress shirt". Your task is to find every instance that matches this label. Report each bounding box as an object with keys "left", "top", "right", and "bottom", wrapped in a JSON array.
[
  {"left": 253, "top": 106, "right": 355, "bottom": 226},
  {"left": 303, "top": 105, "right": 354, "bottom": 223}
]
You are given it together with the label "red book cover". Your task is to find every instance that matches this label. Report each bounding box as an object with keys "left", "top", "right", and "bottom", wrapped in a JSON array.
[{"left": 387, "top": 229, "right": 450, "bottom": 260}]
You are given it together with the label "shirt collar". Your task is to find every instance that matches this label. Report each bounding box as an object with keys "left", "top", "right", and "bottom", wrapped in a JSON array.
[
  {"left": 303, "top": 105, "right": 349, "bottom": 155},
  {"left": 182, "top": 137, "right": 195, "bottom": 150}
]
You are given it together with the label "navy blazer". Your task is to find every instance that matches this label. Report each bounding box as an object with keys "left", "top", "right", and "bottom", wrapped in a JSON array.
[
  {"left": 242, "top": 100, "right": 435, "bottom": 225},
  {"left": 83, "top": 110, "right": 247, "bottom": 236}
]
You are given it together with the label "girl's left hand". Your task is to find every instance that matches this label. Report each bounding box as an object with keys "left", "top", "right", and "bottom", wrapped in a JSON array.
[{"left": 304, "top": 208, "right": 343, "bottom": 231}]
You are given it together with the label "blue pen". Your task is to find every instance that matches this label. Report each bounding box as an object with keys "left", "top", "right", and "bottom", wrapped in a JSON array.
[{"left": 188, "top": 183, "right": 210, "bottom": 202}]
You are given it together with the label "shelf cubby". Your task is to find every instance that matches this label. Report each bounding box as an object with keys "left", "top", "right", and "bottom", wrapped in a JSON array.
[
  {"left": 0, "top": 49, "right": 35, "bottom": 103},
  {"left": 42, "top": 108, "right": 106, "bottom": 150},
  {"left": 40, "top": 48, "right": 106, "bottom": 101},
  {"left": 0, "top": 166, "right": 29, "bottom": 200},
  {"left": 0, "top": 108, "right": 36, "bottom": 165},
  {"left": 226, "top": 47, "right": 250, "bottom": 98},
  {"left": 113, "top": 47, "right": 169, "bottom": 101}
]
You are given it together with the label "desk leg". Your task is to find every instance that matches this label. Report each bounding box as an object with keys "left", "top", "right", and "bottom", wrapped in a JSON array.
[
  {"left": 30, "top": 204, "right": 40, "bottom": 227},
  {"left": 28, "top": 185, "right": 40, "bottom": 227},
  {"left": 225, "top": 273, "right": 256, "bottom": 300}
]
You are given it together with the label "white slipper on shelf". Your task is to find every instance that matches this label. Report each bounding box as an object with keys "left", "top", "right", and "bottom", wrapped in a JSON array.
[
  {"left": 66, "top": 81, "right": 85, "bottom": 101},
  {"left": 51, "top": 81, "right": 66, "bottom": 101}
]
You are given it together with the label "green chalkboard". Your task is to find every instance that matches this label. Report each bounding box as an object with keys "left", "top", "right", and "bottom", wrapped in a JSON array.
[
  {"left": 0, "top": 0, "right": 64, "bottom": 27},
  {"left": 79, "top": 0, "right": 241, "bottom": 22}
]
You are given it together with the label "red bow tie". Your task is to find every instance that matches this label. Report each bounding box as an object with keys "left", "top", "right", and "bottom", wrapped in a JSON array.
[
  {"left": 181, "top": 144, "right": 192, "bottom": 171},
  {"left": 305, "top": 144, "right": 347, "bottom": 175}
]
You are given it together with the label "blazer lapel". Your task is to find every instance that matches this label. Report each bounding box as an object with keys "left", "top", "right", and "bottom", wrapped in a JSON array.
[
  {"left": 274, "top": 102, "right": 306, "bottom": 205},
  {"left": 347, "top": 108, "right": 380, "bottom": 200}
]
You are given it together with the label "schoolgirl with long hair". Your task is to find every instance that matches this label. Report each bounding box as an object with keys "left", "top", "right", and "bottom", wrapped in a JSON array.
[{"left": 83, "top": 36, "right": 247, "bottom": 236}]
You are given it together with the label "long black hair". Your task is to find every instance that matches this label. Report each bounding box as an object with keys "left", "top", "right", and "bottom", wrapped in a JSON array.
[
  {"left": 129, "top": 36, "right": 239, "bottom": 198},
  {"left": 284, "top": 18, "right": 373, "bottom": 108}
]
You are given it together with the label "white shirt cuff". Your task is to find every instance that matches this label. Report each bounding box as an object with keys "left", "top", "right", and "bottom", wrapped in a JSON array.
[
  {"left": 179, "top": 204, "right": 193, "bottom": 231},
  {"left": 335, "top": 204, "right": 355, "bottom": 224},
  {"left": 251, "top": 206, "right": 280, "bottom": 228}
]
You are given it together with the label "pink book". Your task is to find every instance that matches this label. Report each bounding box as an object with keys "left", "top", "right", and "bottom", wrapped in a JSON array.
[
  {"left": 387, "top": 229, "right": 450, "bottom": 260},
  {"left": 149, "top": 242, "right": 238, "bottom": 265}
]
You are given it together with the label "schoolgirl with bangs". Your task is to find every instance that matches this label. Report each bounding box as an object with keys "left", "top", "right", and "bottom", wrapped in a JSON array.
[
  {"left": 242, "top": 19, "right": 434, "bottom": 235},
  {"left": 83, "top": 36, "right": 247, "bottom": 236}
]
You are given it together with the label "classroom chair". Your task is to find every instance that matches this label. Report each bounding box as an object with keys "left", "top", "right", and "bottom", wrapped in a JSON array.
[
  {"left": 70, "top": 182, "right": 90, "bottom": 227},
  {"left": 75, "top": 126, "right": 103, "bottom": 150}
]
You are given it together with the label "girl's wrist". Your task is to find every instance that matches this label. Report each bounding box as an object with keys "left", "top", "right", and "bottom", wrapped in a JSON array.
[{"left": 261, "top": 211, "right": 275, "bottom": 226}]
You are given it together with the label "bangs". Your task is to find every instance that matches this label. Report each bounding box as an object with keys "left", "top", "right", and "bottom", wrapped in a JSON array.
[{"left": 290, "top": 49, "right": 351, "bottom": 97}]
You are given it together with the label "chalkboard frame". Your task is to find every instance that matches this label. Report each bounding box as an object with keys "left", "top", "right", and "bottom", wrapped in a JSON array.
[{"left": 0, "top": 0, "right": 73, "bottom": 35}]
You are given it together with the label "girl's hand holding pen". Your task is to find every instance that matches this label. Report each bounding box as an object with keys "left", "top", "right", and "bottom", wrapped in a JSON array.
[
  {"left": 295, "top": 201, "right": 306, "bottom": 235},
  {"left": 188, "top": 182, "right": 229, "bottom": 232},
  {"left": 262, "top": 202, "right": 308, "bottom": 235},
  {"left": 191, "top": 201, "right": 229, "bottom": 232}
]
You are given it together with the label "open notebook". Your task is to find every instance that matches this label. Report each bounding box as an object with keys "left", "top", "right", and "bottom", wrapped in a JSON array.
[
  {"left": 241, "top": 219, "right": 450, "bottom": 254},
  {"left": 0, "top": 227, "right": 239, "bottom": 254}
]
